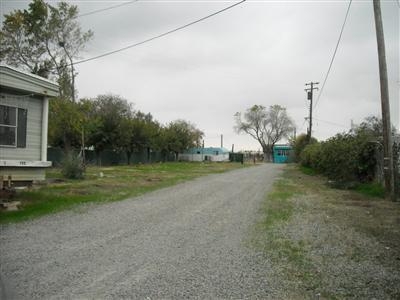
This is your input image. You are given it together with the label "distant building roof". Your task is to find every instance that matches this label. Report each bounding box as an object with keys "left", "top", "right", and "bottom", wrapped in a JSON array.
[
  {"left": 183, "top": 147, "right": 230, "bottom": 155},
  {"left": 273, "top": 144, "right": 292, "bottom": 150}
]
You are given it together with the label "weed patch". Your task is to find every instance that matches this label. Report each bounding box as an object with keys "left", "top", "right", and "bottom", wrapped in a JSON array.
[
  {"left": 299, "top": 165, "right": 317, "bottom": 176},
  {"left": 353, "top": 182, "right": 385, "bottom": 198}
]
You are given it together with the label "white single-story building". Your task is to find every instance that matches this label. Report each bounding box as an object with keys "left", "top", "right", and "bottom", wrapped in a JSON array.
[
  {"left": 0, "top": 65, "right": 59, "bottom": 185},
  {"left": 178, "top": 147, "right": 230, "bottom": 162}
]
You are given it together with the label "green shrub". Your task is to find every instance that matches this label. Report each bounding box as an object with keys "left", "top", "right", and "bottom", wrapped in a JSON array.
[
  {"left": 300, "top": 133, "right": 376, "bottom": 184},
  {"left": 292, "top": 133, "right": 318, "bottom": 162},
  {"left": 61, "top": 153, "right": 85, "bottom": 179},
  {"left": 300, "top": 142, "right": 322, "bottom": 170},
  {"left": 319, "top": 134, "right": 359, "bottom": 182}
]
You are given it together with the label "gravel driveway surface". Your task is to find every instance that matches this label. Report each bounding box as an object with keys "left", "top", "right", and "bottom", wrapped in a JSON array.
[{"left": 1, "top": 164, "right": 283, "bottom": 299}]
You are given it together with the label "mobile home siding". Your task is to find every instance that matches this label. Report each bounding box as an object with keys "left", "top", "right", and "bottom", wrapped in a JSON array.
[
  {"left": 0, "top": 93, "right": 42, "bottom": 161},
  {"left": 0, "top": 167, "right": 45, "bottom": 181}
]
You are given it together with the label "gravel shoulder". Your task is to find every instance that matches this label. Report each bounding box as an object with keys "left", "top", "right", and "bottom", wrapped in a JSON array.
[
  {"left": 253, "top": 165, "right": 400, "bottom": 299},
  {"left": 0, "top": 164, "right": 283, "bottom": 299}
]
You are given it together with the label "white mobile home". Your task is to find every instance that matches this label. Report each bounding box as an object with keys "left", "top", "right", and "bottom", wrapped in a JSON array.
[
  {"left": 178, "top": 147, "right": 230, "bottom": 162},
  {"left": 0, "top": 65, "right": 58, "bottom": 184}
]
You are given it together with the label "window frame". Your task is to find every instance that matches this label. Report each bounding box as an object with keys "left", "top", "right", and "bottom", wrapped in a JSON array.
[{"left": 0, "top": 104, "right": 18, "bottom": 148}]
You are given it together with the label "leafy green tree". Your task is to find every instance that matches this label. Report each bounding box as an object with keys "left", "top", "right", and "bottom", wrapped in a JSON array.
[
  {"left": 119, "top": 111, "right": 160, "bottom": 164},
  {"left": 85, "top": 94, "right": 132, "bottom": 164},
  {"left": 291, "top": 133, "right": 317, "bottom": 162},
  {"left": 235, "top": 104, "right": 295, "bottom": 162},
  {"left": 48, "top": 98, "right": 83, "bottom": 152},
  {"left": 157, "top": 120, "right": 204, "bottom": 160},
  {"left": 0, "top": 0, "right": 93, "bottom": 101}
]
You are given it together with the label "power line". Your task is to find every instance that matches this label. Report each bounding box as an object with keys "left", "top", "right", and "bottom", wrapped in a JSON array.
[
  {"left": 71, "top": 0, "right": 246, "bottom": 67},
  {"left": 313, "top": 117, "right": 347, "bottom": 128},
  {"left": 299, "top": 118, "right": 307, "bottom": 132},
  {"left": 78, "top": 1, "right": 139, "bottom": 18},
  {"left": 313, "top": 0, "right": 352, "bottom": 110}
]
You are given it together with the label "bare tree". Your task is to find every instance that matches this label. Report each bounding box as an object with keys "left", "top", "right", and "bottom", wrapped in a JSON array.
[{"left": 235, "top": 104, "right": 295, "bottom": 162}]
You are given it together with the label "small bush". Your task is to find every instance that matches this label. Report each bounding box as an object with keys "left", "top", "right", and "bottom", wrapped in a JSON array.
[
  {"left": 292, "top": 133, "right": 317, "bottom": 162},
  {"left": 300, "top": 142, "right": 322, "bottom": 170},
  {"left": 61, "top": 153, "right": 85, "bottom": 179}
]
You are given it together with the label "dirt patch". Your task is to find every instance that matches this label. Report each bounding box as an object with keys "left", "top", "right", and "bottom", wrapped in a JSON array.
[{"left": 145, "top": 177, "right": 162, "bottom": 182}]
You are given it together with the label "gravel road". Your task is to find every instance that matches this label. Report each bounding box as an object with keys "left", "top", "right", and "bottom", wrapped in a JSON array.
[{"left": 1, "top": 164, "right": 283, "bottom": 299}]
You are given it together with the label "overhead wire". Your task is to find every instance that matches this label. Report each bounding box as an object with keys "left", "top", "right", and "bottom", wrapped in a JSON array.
[
  {"left": 78, "top": 0, "right": 140, "bottom": 18},
  {"left": 299, "top": 118, "right": 307, "bottom": 132},
  {"left": 313, "top": 0, "right": 352, "bottom": 110},
  {"left": 313, "top": 117, "right": 347, "bottom": 128},
  {"left": 69, "top": 0, "right": 246, "bottom": 67}
]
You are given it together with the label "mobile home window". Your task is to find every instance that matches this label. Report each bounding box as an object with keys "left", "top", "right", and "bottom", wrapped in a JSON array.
[{"left": 0, "top": 105, "right": 27, "bottom": 147}]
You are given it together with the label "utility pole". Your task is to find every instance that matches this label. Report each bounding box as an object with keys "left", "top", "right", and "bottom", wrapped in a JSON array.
[
  {"left": 202, "top": 140, "right": 205, "bottom": 161},
  {"left": 373, "top": 0, "right": 396, "bottom": 201},
  {"left": 305, "top": 82, "right": 319, "bottom": 142},
  {"left": 221, "top": 134, "right": 223, "bottom": 148}
]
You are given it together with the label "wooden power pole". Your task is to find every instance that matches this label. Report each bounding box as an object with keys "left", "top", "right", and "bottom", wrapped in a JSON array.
[
  {"left": 305, "top": 82, "right": 319, "bottom": 142},
  {"left": 373, "top": 0, "right": 396, "bottom": 201}
]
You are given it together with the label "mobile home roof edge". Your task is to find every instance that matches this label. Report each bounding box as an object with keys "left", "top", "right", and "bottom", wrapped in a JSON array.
[{"left": 0, "top": 64, "right": 59, "bottom": 97}]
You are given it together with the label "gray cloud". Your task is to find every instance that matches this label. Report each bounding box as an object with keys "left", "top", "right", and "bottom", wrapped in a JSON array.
[{"left": 1, "top": 0, "right": 399, "bottom": 150}]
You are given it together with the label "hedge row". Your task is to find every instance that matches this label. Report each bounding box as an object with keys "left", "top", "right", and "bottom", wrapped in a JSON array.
[{"left": 300, "top": 132, "right": 377, "bottom": 184}]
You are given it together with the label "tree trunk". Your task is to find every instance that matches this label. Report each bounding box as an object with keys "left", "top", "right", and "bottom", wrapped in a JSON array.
[
  {"left": 63, "top": 133, "right": 71, "bottom": 155},
  {"left": 263, "top": 148, "right": 273, "bottom": 162},
  {"left": 147, "top": 147, "right": 151, "bottom": 163},
  {"left": 126, "top": 151, "right": 132, "bottom": 165},
  {"left": 95, "top": 149, "right": 102, "bottom": 166}
]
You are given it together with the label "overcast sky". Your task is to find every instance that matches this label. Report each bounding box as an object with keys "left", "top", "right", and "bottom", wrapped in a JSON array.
[{"left": 1, "top": 0, "right": 399, "bottom": 151}]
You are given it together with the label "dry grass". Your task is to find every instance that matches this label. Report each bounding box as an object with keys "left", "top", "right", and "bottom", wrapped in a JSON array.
[{"left": 254, "top": 165, "right": 400, "bottom": 299}]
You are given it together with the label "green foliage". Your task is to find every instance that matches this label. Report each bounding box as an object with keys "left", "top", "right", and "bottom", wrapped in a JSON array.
[
  {"left": 61, "top": 153, "right": 84, "bottom": 179},
  {"left": 301, "top": 133, "right": 376, "bottom": 183},
  {"left": 354, "top": 183, "right": 385, "bottom": 198},
  {"left": 291, "top": 133, "right": 317, "bottom": 162},
  {"left": 118, "top": 111, "right": 160, "bottom": 164},
  {"left": 48, "top": 95, "right": 204, "bottom": 165},
  {"left": 300, "top": 119, "right": 379, "bottom": 184},
  {"left": 300, "top": 142, "right": 322, "bottom": 171},
  {"left": 299, "top": 165, "right": 317, "bottom": 176},
  {"left": 85, "top": 94, "right": 132, "bottom": 158},
  {"left": 49, "top": 98, "right": 83, "bottom": 150},
  {"left": 157, "top": 120, "right": 204, "bottom": 160},
  {"left": 0, "top": 0, "right": 93, "bottom": 100}
]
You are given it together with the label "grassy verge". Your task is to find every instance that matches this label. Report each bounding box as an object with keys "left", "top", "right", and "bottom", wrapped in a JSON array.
[
  {"left": 253, "top": 173, "right": 320, "bottom": 294},
  {"left": 299, "top": 165, "right": 386, "bottom": 198},
  {"left": 353, "top": 182, "right": 385, "bottom": 198},
  {"left": 254, "top": 165, "right": 400, "bottom": 299},
  {"left": 1, "top": 162, "right": 246, "bottom": 224}
]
